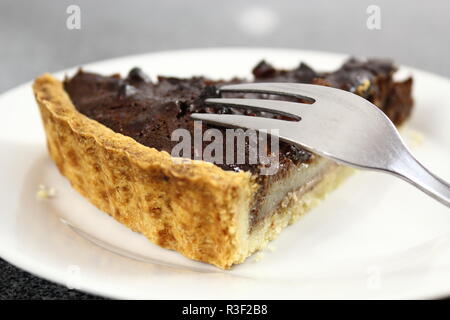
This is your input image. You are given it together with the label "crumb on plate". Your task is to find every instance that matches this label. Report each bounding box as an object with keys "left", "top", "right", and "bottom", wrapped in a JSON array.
[
  {"left": 36, "top": 184, "right": 56, "bottom": 200},
  {"left": 253, "top": 251, "right": 265, "bottom": 262}
]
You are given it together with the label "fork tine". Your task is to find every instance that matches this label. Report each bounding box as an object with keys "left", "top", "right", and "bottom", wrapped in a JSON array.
[
  {"left": 205, "top": 98, "right": 307, "bottom": 119},
  {"left": 190, "top": 113, "right": 292, "bottom": 133},
  {"left": 219, "top": 83, "right": 317, "bottom": 103}
]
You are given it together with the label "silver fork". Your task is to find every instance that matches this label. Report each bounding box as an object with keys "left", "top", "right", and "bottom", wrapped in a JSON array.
[{"left": 191, "top": 82, "right": 450, "bottom": 208}]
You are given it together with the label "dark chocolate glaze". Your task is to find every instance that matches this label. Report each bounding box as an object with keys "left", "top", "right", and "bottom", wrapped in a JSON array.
[{"left": 64, "top": 59, "right": 414, "bottom": 228}]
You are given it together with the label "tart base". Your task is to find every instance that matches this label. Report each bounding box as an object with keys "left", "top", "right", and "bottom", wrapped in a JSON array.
[{"left": 236, "top": 165, "right": 353, "bottom": 265}]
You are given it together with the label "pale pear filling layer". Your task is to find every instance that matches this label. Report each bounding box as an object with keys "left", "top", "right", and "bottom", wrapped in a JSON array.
[{"left": 250, "top": 157, "right": 337, "bottom": 232}]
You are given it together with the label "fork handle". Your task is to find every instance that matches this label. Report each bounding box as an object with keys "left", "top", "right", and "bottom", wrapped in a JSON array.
[{"left": 392, "top": 152, "right": 450, "bottom": 208}]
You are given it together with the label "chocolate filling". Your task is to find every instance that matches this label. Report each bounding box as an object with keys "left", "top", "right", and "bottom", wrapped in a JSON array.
[{"left": 63, "top": 59, "right": 413, "bottom": 229}]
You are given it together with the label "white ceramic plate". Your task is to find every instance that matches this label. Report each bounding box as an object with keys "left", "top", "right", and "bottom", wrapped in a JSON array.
[{"left": 1, "top": 48, "right": 450, "bottom": 299}]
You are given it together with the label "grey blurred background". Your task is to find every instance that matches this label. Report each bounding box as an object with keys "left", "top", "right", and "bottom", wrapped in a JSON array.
[
  {"left": 1, "top": 0, "right": 450, "bottom": 93},
  {"left": 1, "top": 0, "right": 449, "bottom": 299}
]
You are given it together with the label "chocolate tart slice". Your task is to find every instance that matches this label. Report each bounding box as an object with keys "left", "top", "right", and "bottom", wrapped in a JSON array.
[{"left": 33, "top": 59, "right": 413, "bottom": 269}]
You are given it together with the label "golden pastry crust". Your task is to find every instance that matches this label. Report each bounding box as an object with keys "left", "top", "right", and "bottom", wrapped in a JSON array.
[{"left": 33, "top": 73, "right": 256, "bottom": 269}]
